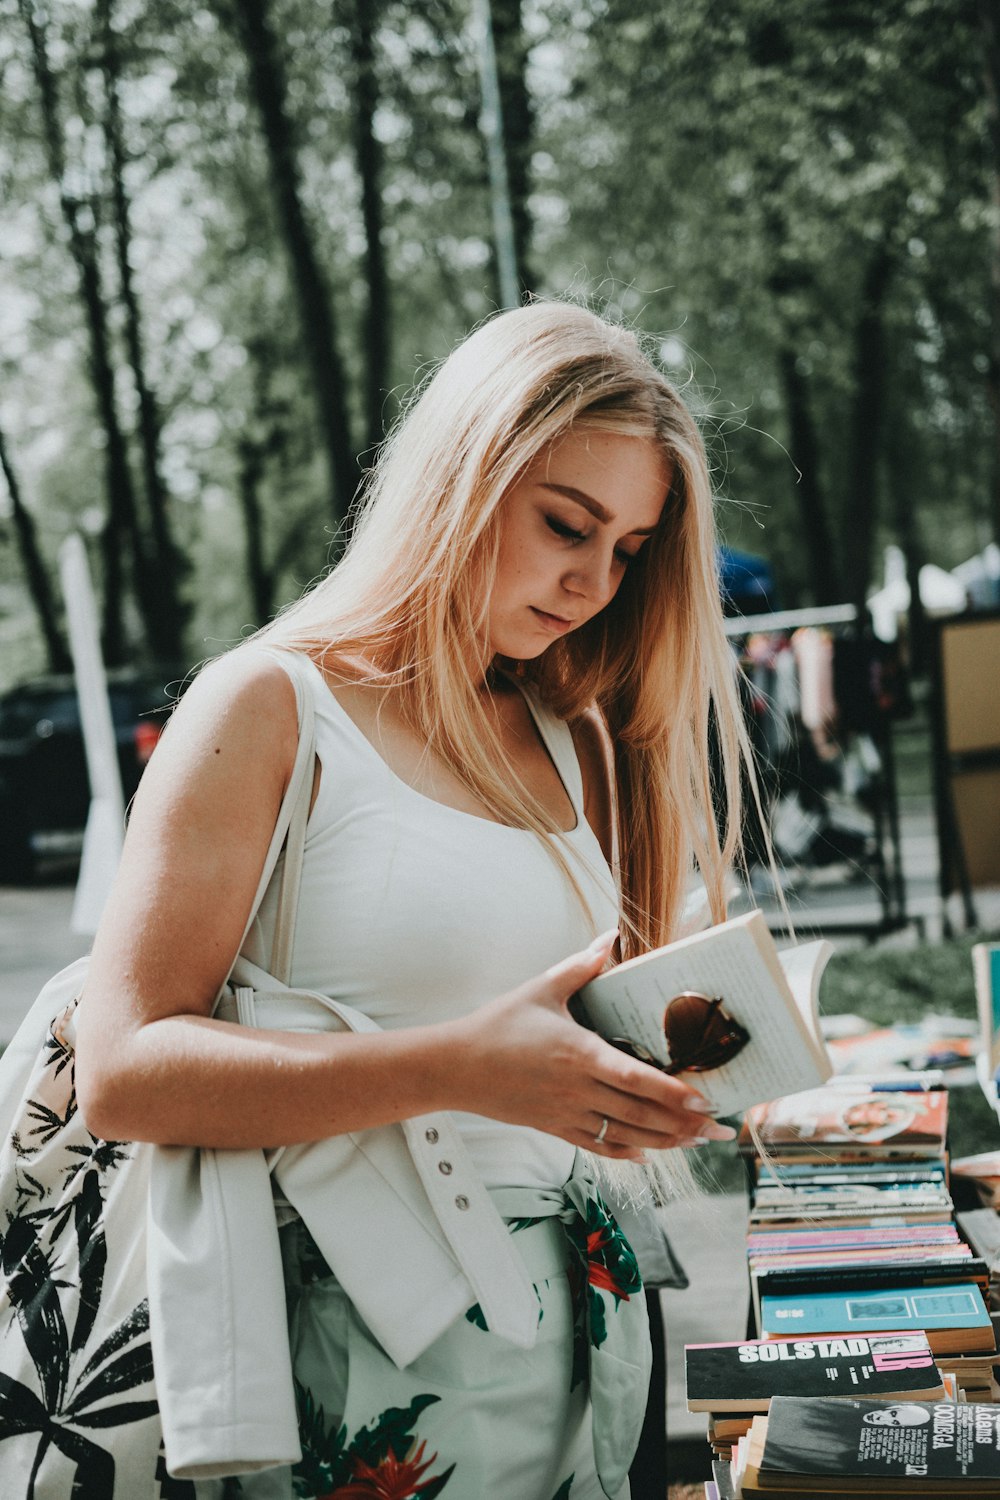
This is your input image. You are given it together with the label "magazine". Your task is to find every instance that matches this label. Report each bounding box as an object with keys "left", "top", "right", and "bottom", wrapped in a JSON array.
[{"left": 738, "top": 1085, "right": 948, "bottom": 1161}]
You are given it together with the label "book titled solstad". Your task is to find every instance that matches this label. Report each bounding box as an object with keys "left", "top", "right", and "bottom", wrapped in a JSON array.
[
  {"left": 685, "top": 1332, "right": 944, "bottom": 1413},
  {"left": 760, "top": 1282, "right": 995, "bottom": 1355}
]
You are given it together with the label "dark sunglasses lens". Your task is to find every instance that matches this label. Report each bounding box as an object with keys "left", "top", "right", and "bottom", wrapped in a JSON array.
[{"left": 662, "top": 994, "right": 750, "bottom": 1074}]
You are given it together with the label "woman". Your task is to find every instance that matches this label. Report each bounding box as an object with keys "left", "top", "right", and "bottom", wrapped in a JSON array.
[{"left": 76, "top": 301, "right": 746, "bottom": 1499}]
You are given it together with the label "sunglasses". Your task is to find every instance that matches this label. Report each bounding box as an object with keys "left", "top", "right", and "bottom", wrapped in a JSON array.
[{"left": 608, "top": 991, "right": 751, "bottom": 1076}]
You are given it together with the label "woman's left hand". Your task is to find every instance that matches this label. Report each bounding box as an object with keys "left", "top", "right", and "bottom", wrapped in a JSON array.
[{"left": 442, "top": 930, "right": 737, "bottom": 1160}]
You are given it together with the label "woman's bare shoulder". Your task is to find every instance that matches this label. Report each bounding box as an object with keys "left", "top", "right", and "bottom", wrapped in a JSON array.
[
  {"left": 157, "top": 646, "right": 301, "bottom": 773},
  {"left": 113, "top": 646, "right": 307, "bottom": 850}
]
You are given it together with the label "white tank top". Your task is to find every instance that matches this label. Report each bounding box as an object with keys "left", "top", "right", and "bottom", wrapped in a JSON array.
[{"left": 249, "top": 652, "right": 620, "bottom": 1191}]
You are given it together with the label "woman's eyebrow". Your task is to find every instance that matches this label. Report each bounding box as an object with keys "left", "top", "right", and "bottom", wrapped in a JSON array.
[{"left": 540, "top": 482, "right": 657, "bottom": 535}]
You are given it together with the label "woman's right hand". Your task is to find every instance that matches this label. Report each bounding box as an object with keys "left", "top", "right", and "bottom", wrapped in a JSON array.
[{"left": 445, "top": 931, "right": 737, "bottom": 1160}]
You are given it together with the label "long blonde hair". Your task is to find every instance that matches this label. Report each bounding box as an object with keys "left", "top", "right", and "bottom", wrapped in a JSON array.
[{"left": 260, "top": 300, "right": 749, "bottom": 956}]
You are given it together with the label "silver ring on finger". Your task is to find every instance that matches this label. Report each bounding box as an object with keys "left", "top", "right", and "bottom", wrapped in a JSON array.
[{"left": 594, "top": 1116, "right": 609, "bottom": 1144}]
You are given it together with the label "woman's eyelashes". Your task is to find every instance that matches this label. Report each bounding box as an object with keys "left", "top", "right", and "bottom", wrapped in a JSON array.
[
  {"left": 545, "top": 515, "right": 638, "bottom": 566},
  {"left": 546, "top": 515, "right": 587, "bottom": 544}
]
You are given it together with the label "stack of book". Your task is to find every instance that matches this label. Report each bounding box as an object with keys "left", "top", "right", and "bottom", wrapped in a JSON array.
[
  {"left": 694, "top": 1076, "right": 1000, "bottom": 1496},
  {"left": 737, "top": 1080, "right": 997, "bottom": 1358}
]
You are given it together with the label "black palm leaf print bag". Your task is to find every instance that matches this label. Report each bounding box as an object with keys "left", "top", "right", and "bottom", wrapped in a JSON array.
[{"left": 0, "top": 967, "right": 165, "bottom": 1496}]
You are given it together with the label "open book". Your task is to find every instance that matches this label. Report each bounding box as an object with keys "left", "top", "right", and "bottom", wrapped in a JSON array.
[{"left": 572, "top": 910, "right": 833, "bottom": 1117}]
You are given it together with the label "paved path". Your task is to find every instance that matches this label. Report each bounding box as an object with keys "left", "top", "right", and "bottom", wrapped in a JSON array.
[
  {"left": 658, "top": 1193, "right": 749, "bottom": 1444},
  {"left": 0, "top": 879, "right": 87, "bottom": 1039},
  {"left": 733, "top": 804, "right": 1000, "bottom": 943}
]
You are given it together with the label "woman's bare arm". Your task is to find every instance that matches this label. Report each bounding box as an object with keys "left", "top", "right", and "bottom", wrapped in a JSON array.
[{"left": 76, "top": 654, "right": 727, "bottom": 1155}]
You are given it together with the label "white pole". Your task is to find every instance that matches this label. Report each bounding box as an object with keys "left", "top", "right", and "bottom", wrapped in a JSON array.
[
  {"left": 473, "top": 0, "right": 520, "bottom": 310},
  {"left": 58, "top": 533, "right": 125, "bottom": 935}
]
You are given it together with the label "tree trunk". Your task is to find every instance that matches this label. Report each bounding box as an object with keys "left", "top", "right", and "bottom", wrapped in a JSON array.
[
  {"left": 98, "top": 0, "right": 188, "bottom": 662},
  {"left": 842, "top": 239, "right": 896, "bottom": 618},
  {"left": 762, "top": 191, "right": 841, "bottom": 605},
  {"left": 346, "top": 0, "right": 391, "bottom": 469},
  {"left": 0, "top": 425, "right": 72, "bottom": 674},
  {"left": 885, "top": 408, "right": 929, "bottom": 677},
  {"left": 978, "top": 0, "right": 1000, "bottom": 547},
  {"left": 225, "top": 0, "right": 357, "bottom": 536},
  {"left": 776, "top": 343, "right": 842, "bottom": 605},
  {"left": 237, "top": 436, "right": 273, "bottom": 626},
  {"left": 489, "top": 0, "right": 534, "bottom": 294},
  {"left": 19, "top": 0, "right": 147, "bottom": 665}
]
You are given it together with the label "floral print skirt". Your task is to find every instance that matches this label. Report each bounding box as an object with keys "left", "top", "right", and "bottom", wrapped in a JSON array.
[{"left": 275, "top": 1155, "right": 651, "bottom": 1500}]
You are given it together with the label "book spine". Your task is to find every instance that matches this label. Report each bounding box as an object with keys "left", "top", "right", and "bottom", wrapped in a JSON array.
[{"left": 754, "top": 1258, "right": 990, "bottom": 1299}]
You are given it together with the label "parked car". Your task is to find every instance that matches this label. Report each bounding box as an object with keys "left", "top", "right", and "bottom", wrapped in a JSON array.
[{"left": 0, "top": 668, "right": 183, "bottom": 882}]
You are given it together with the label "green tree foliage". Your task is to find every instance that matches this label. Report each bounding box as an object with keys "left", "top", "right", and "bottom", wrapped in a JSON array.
[{"left": 0, "top": 0, "right": 992, "bottom": 681}]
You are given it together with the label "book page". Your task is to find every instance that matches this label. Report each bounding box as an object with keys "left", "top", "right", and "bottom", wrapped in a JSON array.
[
  {"left": 578, "top": 917, "right": 832, "bottom": 1115},
  {"left": 777, "top": 940, "right": 833, "bottom": 1038}
]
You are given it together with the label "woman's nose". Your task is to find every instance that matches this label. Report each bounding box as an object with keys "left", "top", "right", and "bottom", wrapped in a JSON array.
[{"left": 564, "top": 551, "right": 618, "bottom": 606}]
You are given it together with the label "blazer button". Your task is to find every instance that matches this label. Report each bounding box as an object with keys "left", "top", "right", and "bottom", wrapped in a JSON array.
[
  {"left": 438, "top": 1160, "right": 453, "bottom": 1175},
  {"left": 455, "top": 1195, "right": 470, "bottom": 1210},
  {"left": 425, "top": 1127, "right": 439, "bottom": 1144}
]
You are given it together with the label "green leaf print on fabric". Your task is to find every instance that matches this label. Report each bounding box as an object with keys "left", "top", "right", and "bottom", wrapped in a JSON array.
[
  {"left": 550, "top": 1476, "right": 574, "bottom": 1500},
  {"left": 293, "top": 1387, "right": 455, "bottom": 1499},
  {"left": 463, "top": 1302, "right": 490, "bottom": 1332},
  {"left": 565, "top": 1191, "right": 642, "bottom": 1391}
]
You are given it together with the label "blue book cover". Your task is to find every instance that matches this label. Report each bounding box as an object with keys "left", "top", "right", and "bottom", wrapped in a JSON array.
[
  {"left": 760, "top": 1282, "right": 993, "bottom": 1353},
  {"left": 974, "top": 942, "right": 1000, "bottom": 1077}
]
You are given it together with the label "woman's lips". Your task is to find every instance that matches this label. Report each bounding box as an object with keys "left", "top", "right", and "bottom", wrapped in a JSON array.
[{"left": 530, "top": 607, "right": 575, "bottom": 633}]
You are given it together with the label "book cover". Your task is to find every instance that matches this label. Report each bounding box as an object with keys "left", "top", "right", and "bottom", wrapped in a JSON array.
[
  {"left": 750, "top": 1246, "right": 974, "bottom": 1272},
  {"left": 759, "top": 1283, "right": 994, "bottom": 1354},
  {"left": 749, "top": 1249, "right": 973, "bottom": 1275},
  {"left": 685, "top": 1332, "right": 943, "bottom": 1412},
  {"left": 740, "top": 1085, "right": 948, "bottom": 1159},
  {"left": 827, "top": 1020, "right": 978, "bottom": 1082},
  {"left": 711, "top": 1461, "right": 736, "bottom": 1500},
  {"left": 572, "top": 910, "right": 833, "bottom": 1116},
  {"left": 749, "top": 1208, "right": 954, "bottom": 1233},
  {"left": 974, "top": 942, "right": 1000, "bottom": 1077},
  {"left": 958, "top": 1207, "right": 1000, "bottom": 1265},
  {"left": 760, "top": 1393, "right": 1000, "bottom": 1485},
  {"left": 952, "top": 1150, "right": 1000, "bottom": 1209},
  {"left": 752, "top": 1181, "right": 953, "bottom": 1212},
  {"left": 747, "top": 1225, "right": 960, "bottom": 1253},
  {"left": 757, "top": 1161, "right": 947, "bottom": 1185}
]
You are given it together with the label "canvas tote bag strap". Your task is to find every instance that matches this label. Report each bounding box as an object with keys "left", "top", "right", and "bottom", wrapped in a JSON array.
[{"left": 227, "top": 648, "right": 317, "bottom": 990}]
